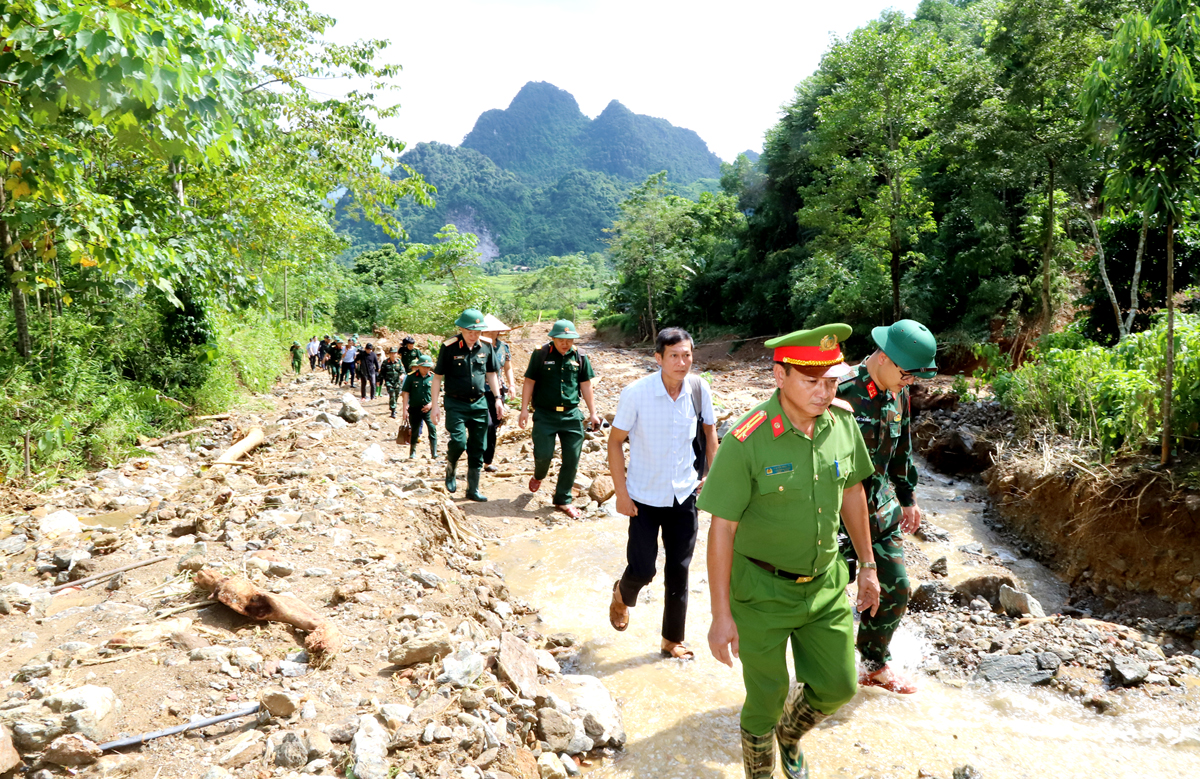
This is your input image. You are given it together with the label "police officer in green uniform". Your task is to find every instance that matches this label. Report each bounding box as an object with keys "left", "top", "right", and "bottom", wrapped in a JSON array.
[
  {"left": 400, "top": 336, "right": 423, "bottom": 372},
  {"left": 517, "top": 320, "right": 602, "bottom": 518},
  {"left": 431, "top": 309, "right": 503, "bottom": 502},
  {"left": 837, "top": 319, "right": 937, "bottom": 695},
  {"left": 402, "top": 355, "right": 437, "bottom": 459},
  {"left": 700, "top": 324, "right": 881, "bottom": 779},
  {"left": 380, "top": 347, "right": 406, "bottom": 419}
]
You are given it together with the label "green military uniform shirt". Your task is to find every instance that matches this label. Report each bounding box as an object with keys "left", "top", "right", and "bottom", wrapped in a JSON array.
[
  {"left": 400, "top": 346, "right": 423, "bottom": 373},
  {"left": 523, "top": 343, "right": 595, "bottom": 417},
  {"left": 836, "top": 363, "right": 917, "bottom": 514},
  {"left": 697, "top": 390, "right": 873, "bottom": 576},
  {"left": 434, "top": 336, "right": 497, "bottom": 404},
  {"left": 402, "top": 371, "right": 433, "bottom": 410},
  {"left": 379, "top": 358, "right": 406, "bottom": 388}
]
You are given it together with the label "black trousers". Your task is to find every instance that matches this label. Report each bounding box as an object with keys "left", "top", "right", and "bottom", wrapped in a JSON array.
[
  {"left": 361, "top": 372, "right": 377, "bottom": 400},
  {"left": 618, "top": 494, "right": 698, "bottom": 644},
  {"left": 483, "top": 389, "right": 504, "bottom": 465}
]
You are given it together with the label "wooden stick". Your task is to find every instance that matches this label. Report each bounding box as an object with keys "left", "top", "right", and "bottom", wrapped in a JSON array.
[
  {"left": 76, "top": 646, "right": 160, "bottom": 667},
  {"left": 212, "top": 426, "right": 265, "bottom": 465},
  {"left": 153, "top": 599, "right": 217, "bottom": 619},
  {"left": 196, "top": 413, "right": 232, "bottom": 421},
  {"left": 142, "top": 427, "right": 208, "bottom": 447},
  {"left": 43, "top": 555, "right": 172, "bottom": 593}
]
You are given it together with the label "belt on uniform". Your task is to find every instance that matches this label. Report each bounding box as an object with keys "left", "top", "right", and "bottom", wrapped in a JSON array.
[
  {"left": 746, "top": 556, "right": 822, "bottom": 584},
  {"left": 534, "top": 405, "right": 568, "bottom": 413},
  {"left": 448, "top": 393, "right": 482, "bottom": 402}
]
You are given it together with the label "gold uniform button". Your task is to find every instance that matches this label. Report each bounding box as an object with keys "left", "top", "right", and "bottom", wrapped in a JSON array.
[
  {"left": 778, "top": 485, "right": 784, "bottom": 492},
  {"left": 818, "top": 508, "right": 822, "bottom": 513},
  {"left": 814, "top": 474, "right": 818, "bottom": 481}
]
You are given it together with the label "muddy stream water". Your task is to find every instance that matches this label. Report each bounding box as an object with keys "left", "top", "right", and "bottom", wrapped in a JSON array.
[{"left": 490, "top": 464, "right": 1200, "bottom": 778}]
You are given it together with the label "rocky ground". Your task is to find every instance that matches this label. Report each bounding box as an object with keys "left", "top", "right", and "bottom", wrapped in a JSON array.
[{"left": 3, "top": 326, "right": 1199, "bottom": 779}]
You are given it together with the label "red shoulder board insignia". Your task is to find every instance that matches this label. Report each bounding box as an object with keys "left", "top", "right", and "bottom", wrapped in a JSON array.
[
  {"left": 771, "top": 415, "right": 785, "bottom": 438},
  {"left": 731, "top": 410, "right": 768, "bottom": 442},
  {"left": 865, "top": 380, "right": 878, "bottom": 399},
  {"left": 830, "top": 398, "right": 853, "bottom": 413}
]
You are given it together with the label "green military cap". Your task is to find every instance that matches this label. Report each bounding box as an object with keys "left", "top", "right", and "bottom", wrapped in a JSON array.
[
  {"left": 388, "top": 347, "right": 399, "bottom": 354},
  {"left": 549, "top": 319, "right": 579, "bottom": 339},
  {"left": 417, "top": 355, "right": 435, "bottom": 368},
  {"left": 455, "top": 308, "right": 487, "bottom": 330},
  {"left": 872, "top": 319, "right": 937, "bottom": 378},
  {"left": 765, "top": 323, "right": 853, "bottom": 378},
  {"left": 291, "top": 341, "right": 299, "bottom": 346}
]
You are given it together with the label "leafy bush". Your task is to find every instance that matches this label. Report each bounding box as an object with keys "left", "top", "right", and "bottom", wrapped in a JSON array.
[
  {"left": 1001, "top": 313, "right": 1200, "bottom": 460},
  {"left": 596, "top": 313, "right": 637, "bottom": 336}
]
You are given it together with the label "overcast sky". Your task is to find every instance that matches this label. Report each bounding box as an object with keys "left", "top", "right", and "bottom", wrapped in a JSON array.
[{"left": 305, "top": 0, "right": 923, "bottom": 162}]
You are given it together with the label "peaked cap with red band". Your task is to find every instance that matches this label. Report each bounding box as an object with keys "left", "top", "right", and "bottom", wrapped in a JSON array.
[{"left": 765, "top": 323, "right": 854, "bottom": 379}]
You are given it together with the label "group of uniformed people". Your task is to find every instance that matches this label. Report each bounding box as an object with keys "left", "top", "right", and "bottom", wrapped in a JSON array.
[{"left": 294, "top": 307, "right": 939, "bottom": 779}]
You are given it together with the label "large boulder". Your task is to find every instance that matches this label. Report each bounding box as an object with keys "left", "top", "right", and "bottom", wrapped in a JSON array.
[
  {"left": 535, "top": 708, "right": 574, "bottom": 753},
  {"left": 954, "top": 574, "right": 1016, "bottom": 609},
  {"left": 588, "top": 476, "right": 615, "bottom": 504},
  {"left": 498, "top": 632, "right": 543, "bottom": 699},
  {"left": 1110, "top": 656, "right": 1149, "bottom": 687},
  {"left": 339, "top": 394, "right": 367, "bottom": 423},
  {"left": 45, "top": 685, "right": 120, "bottom": 741},
  {"left": 999, "top": 584, "right": 1046, "bottom": 618},
  {"left": 42, "top": 734, "right": 102, "bottom": 767},
  {"left": 561, "top": 674, "right": 625, "bottom": 748}
]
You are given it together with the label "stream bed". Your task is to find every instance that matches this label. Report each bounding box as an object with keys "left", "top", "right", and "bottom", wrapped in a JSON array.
[{"left": 490, "top": 469, "right": 1200, "bottom": 778}]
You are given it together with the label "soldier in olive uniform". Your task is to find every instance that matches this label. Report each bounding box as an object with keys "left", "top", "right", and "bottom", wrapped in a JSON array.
[
  {"left": 380, "top": 347, "right": 406, "bottom": 419},
  {"left": 400, "top": 336, "right": 423, "bottom": 372},
  {"left": 518, "top": 320, "right": 602, "bottom": 518},
  {"left": 402, "top": 355, "right": 437, "bottom": 458},
  {"left": 326, "top": 339, "right": 342, "bottom": 382},
  {"left": 836, "top": 319, "right": 937, "bottom": 695},
  {"left": 700, "top": 325, "right": 881, "bottom": 779},
  {"left": 289, "top": 342, "right": 303, "bottom": 374},
  {"left": 431, "top": 309, "right": 503, "bottom": 502}
]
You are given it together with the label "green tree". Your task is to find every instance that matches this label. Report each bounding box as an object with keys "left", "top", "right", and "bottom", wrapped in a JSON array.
[
  {"left": 1084, "top": 0, "right": 1200, "bottom": 463},
  {"left": 512, "top": 253, "right": 595, "bottom": 319},
  {"left": 797, "top": 10, "right": 946, "bottom": 321}
]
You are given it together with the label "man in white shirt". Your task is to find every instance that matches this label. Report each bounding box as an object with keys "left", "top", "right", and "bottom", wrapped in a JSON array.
[
  {"left": 306, "top": 336, "right": 320, "bottom": 371},
  {"left": 607, "top": 327, "right": 718, "bottom": 659},
  {"left": 340, "top": 343, "right": 358, "bottom": 388}
]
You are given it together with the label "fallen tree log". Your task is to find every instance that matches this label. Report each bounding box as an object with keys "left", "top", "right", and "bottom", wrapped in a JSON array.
[
  {"left": 212, "top": 426, "right": 264, "bottom": 465},
  {"left": 141, "top": 427, "right": 208, "bottom": 448},
  {"left": 194, "top": 569, "right": 342, "bottom": 662}
]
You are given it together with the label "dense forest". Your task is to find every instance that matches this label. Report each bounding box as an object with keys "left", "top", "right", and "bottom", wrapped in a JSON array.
[{"left": 334, "top": 82, "right": 725, "bottom": 263}]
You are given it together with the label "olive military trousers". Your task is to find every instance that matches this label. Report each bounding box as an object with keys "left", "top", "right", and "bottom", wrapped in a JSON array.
[
  {"left": 409, "top": 410, "right": 436, "bottom": 457},
  {"left": 731, "top": 552, "right": 857, "bottom": 736},
  {"left": 857, "top": 500, "right": 910, "bottom": 672},
  {"left": 531, "top": 410, "right": 584, "bottom": 506},
  {"left": 444, "top": 396, "right": 488, "bottom": 469}
]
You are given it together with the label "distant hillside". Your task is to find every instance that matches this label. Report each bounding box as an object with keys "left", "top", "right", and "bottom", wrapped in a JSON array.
[{"left": 335, "top": 81, "right": 724, "bottom": 262}]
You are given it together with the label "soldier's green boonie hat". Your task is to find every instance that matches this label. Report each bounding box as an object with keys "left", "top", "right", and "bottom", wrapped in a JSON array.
[
  {"left": 765, "top": 323, "right": 853, "bottom": 379},
  {"left": 455, "top": 308, "right": 487, "bottom": 331},
  {"left": 417, "top": 355, "right": 435, "bottom": 368},
  {"left": 549, "top": 319, "right": 579, "bottom": 339},
  {"left": 389, "top": 347, "right": 399, "bottom": 354},
  {"left": 872, "top": 320, "right": 937, "bottom": 378}
]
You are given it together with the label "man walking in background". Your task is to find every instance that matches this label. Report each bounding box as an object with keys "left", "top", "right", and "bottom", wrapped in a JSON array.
[
  {"left": 518, "top": 319, "right": 602, "bottom": 518},
  {"left": 381, "top": 346, "right": 406, "bottom": 419},
  {"left": 607, "top": 327, "right": 717, "bottom": 660},
  {"left": 482, "top": 316, "right": 515, "bottom": 473},
  {"left": 306, "top": 336, "right": 320, "bottom": 371},
  {"left": 400, "top": 335, "right": 423, "bottom": 372},
  {"left": 359, "top": 343, "right": 380, "bottom": 401},
  {"left": 289, "top": 341, "right": 303, "bottom": 374},
  {"left": 340, "top": 340, "right": 357, "bottom": 388},
  {"left": 837, "top": 319, "right": 937, "bottom": 695}
]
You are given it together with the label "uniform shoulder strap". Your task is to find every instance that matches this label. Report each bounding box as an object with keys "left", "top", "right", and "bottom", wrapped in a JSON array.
[
  {"left": 443, "top": 337, "right": 457, "bottom": 346},
  {"left": 730, "top": 409, "right": 769, "bottom": 442},
  {"left": 830, "top": 398, "right": 853, "bottom": 413}
]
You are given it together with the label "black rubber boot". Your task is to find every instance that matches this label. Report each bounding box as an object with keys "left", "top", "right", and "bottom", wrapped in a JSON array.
[
  {"left": 445, "top": 459, "right": 459, "bottom": 493},
  {"left": 465, "top": 467, "right": 487, "bottom": 502},
  {"left": 741, "top": 727, "right": 775, "bottom": 779}
]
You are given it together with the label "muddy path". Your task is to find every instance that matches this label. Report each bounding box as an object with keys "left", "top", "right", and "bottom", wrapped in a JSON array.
[{"left": 2, "top": 323, "right": 1199, "bottom": 779}]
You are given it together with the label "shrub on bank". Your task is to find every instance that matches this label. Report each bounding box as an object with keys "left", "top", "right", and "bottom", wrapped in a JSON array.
[{"left": 999, "top": 314, "right": 1200, "bottom": 460}]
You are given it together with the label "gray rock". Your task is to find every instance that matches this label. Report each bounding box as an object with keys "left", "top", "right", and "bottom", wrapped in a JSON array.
[
  {"left": 411, "top": 569, "right": 442, "bottom": 588},
  {"left": 304, "top": 730, "right": 334, "bottom": 759},
  {"left": 1110, "top": 656, "right": 1149, "bottom": 687},
  {"left": 272, "top": 732, "right": 309, "bottom": 768},
  {"left": 974, "top": 654, "right": 1055, "bottom": 686},
  {"left": 954, "top": 574, "right": 1016, "bottom": 607},
  {"left": 953, "top": 767, "right": 983, "bottom": 779},
  {"left": 177, "top": 543, "right": 207, "bottom": 572},
  {"left": 11, "top": 718, "right": 67, "bottom": 751},
  {"left": 915, "top": 523, "right": 950, "bottom": 543},
  {"left": 314, "top": 411, "right": 348, "bottom": 429},
  {"left": 0, "top": 534, "right": 28, "bottom": 556},
  {"left": 999, "top": 584, "right": 1045, "bottom": 618},
  {"left": 499, "top": 632, "right": 543, "bottom": 699},
  {"left": 560, "top": 752, "right": 581, "bottom": 776},
  {"left": 438, "top": 646, "right": 486, "bottom": 687},
  {"left": 562, "top": 674, "right": 625, "bottom": 748},
  {"left": 14, "top": 662, "right": 53, "bottom": 682},
  {"left": 536, "top": 708, "right": 574, "bottom": 753},
  {"left": 43, "top": 734, "right": 102, "bottom": 766},
  {"left": 379, "top": 704, "right": 413, "bottom": 730},
  {"left": 339, "top": 394, "right": 367, "bottom": 424},
  {"left": 53, "top": 549, "right": 91, "bottom": 571},
  {"left": 388, "top": 629, "right": 453, "bottom": 667},
  {"left": 304, "top": 567, "right": 332, "bottom": 577},
  {"left": 200, "top": 768, "right": 234, "bottom": 779},
  {"left": 929, "top": 556, "right": 948, "bottom": 576},
  {"left": 351, "top": 715, "right": 390, "bottom": 779},
  {"left": 1036, "top": 652, "right": 1062, "bottom": 672},
  {"left": 45, "top": 685, "right": 120, "bottom": 740},
  {"left": 327, "top": 718, "right": 359, "bottom": 743}
]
